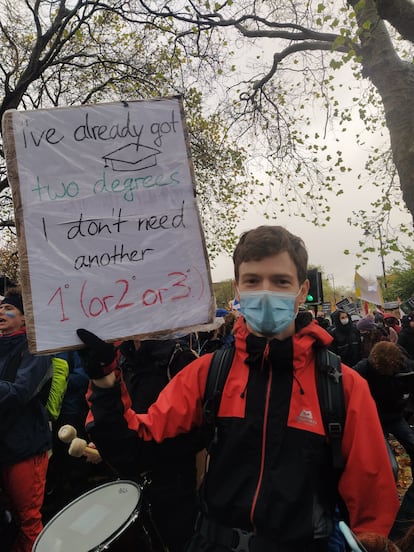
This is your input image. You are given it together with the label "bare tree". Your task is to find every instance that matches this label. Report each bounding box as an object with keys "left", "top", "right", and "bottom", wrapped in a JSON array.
[
  {"left": 132, "top": 1, "right": 414, "bottom": 243},
  {"left": 0, "top": 0, "right": 255, "bottom": 256}
]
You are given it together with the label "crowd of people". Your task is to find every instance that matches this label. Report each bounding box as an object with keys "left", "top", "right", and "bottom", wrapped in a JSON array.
[{"left": 1, "top": 225, "right": 414, "bottom": 551}]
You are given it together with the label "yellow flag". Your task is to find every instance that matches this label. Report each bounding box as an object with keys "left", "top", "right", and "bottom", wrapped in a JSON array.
[{"left": 354, "top": 272, "right": 383, "bottom": 306}]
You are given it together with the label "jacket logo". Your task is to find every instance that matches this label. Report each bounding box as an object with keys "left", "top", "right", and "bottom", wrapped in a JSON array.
[{"left": 296, "top": 408, "right": 317, "bottom": 426}]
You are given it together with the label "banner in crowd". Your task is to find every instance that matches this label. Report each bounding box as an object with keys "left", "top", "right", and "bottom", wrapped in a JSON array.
[{"left": 354, "top": 272, "right": 384, "bottom": 306}]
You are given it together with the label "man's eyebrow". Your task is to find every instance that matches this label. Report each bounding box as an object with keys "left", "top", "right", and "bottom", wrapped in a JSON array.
[{"left": 240, "top": 272, "right": 294, "bottom": 279}]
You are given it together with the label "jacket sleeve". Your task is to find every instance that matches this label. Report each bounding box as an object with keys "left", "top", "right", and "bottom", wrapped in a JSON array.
[
  {"left": 0, "top": 351, "right": 50, "bottom": 408},
  {"left": 0, "top": 351, "right": 51, "bottom": 430},
  {"left": 85, "top": 354, "right": 210, "bottom": 475},
  {"left": 338, "top": 365, "right": 400, "bottom": 536}
]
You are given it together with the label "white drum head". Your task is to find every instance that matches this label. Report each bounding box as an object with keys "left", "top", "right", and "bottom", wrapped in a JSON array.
[{"left": 33, "top": 480, "right": 141, "bottom": 552}]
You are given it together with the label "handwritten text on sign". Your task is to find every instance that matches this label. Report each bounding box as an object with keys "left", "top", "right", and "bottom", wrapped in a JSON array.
[{"left": 3, "top": 98, "right": 214, "bottom": 353}]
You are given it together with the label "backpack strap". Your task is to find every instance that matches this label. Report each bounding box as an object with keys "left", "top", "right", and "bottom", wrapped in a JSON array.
[
  {"left": 202, "top": 345, "right": 235, "bottom": 448},
  {"left": 315, "top": 347, "right": 346, "bottom": 472}
]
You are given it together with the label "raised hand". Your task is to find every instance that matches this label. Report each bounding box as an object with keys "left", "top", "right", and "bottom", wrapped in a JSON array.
[{"left": 76, "top": 328, "right": 117, "bottom": 379}]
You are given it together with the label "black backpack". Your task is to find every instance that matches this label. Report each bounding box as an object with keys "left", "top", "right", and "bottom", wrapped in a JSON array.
[{"left": 202, "top": 344, "right": 346, "bottom": 471}]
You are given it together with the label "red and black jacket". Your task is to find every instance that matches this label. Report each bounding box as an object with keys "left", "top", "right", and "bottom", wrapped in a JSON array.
[{"left": 86, "top": 318, "right": 399, "bottom": 543}]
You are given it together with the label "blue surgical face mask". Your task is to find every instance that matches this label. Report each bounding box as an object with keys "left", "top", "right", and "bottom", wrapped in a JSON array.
[{"left": 238, "top": 288, "right": 301, "bottom": 336}]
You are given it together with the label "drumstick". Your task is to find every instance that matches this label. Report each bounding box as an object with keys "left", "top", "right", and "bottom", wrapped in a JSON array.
[
  {"left": 68, "top": 437, "right": 101, "bottom": 458},
  {"left": 58, "top": 424, "right": 77, "bottom": 443},
  {"left": 58, "top": 425, "right": 102, "bottom": 460}
]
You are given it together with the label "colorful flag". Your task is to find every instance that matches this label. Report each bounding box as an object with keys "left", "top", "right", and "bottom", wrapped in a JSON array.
[{"left": 354, "top": 272, "right": 384, "bottom": 306}]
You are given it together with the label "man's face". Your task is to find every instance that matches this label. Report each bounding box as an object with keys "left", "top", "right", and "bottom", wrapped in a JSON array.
[
  {"left": 235, "top": 252, "right": 309, "bottom": 338},
  {"left": 0, "top": 303, "right": 25, "bottom": 335}
]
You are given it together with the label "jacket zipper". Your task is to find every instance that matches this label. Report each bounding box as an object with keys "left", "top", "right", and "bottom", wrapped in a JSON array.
[{"left": 249, "top": 342, "right": 272, "bottom": 531}]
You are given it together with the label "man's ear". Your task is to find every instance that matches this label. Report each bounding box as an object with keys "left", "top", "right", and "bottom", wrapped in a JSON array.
[{"left": 299, "top": 279, "right": 310, "bottom": 304}]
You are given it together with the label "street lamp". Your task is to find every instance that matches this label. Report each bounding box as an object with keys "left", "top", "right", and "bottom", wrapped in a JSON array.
[
  {"left": 364, "top": 223, "right": 387, "bottom": 290},
  {"left": 328, "top": 273, "right": 337, "bottom": 303}
]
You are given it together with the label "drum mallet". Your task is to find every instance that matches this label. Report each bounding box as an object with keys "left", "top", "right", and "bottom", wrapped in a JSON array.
[{"left": 58, "top": 424, "right": 101, "bottom": 459}]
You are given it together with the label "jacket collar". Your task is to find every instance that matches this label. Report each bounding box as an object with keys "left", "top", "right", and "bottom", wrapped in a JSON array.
[{"left": 234, "top": 316, "right": 333, "bottom": 371}]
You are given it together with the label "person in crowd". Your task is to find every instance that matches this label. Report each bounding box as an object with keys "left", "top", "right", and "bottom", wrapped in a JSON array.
[
  {"left": 117, "top": 337, "right": 200, "bottom": 552},
  {"left": 215, "top": 308, "right": 229, "bottom": 319},
  {"left": 296, "top": 308, "right": 314, "bottom": 331},
  {"left": 328, "top": 309, "right": 362, "bottom": 366},
  {"left": 80, "top": 225, "right": 399, "bottom": 551},
  {"left": 219, "top": 311, "right": 237, "bottom": 347},
  {"left": 375, "top": 312, "right": 398, "bottom": 344},
  {"left": 398, "top": 314, "right": 414, "bottom": 360},
  {"left": 316, "top": 312, "right": 330, "bottom": 331},
  {"left": 193, "top": 309, "right": 235, "bottom": 355},
  {"left": 194, "top": 328, "right": 224, "bottom": 356},
  {"left": 357, "top": 316, "right": 390, "bottom": 359},
  {"left": 0, "top": 287, "right": 51, "bottom": 552},
  {"left": 353, "top": 340, "right": 414, "bottom": 543},
  {"left": 384, "top": 313, "right": 401, "bottom": 336},
  {"left": 352, "top": 341, "right": 414, "bottom": 473}
]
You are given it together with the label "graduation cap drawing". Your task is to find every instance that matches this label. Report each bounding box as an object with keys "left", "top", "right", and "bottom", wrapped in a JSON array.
[{"left": 103, "top": 140, "right": 161, "bottom": 172}]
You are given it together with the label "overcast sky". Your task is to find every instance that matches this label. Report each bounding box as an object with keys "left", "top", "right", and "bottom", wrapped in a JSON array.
[{"left": 208, "top": 118, "right": 411, "bottom": 291}]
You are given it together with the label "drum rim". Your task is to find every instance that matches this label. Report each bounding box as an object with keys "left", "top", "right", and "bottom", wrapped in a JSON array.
[{"left": 33, "top": 479, "right": 142, "bottom": 550}]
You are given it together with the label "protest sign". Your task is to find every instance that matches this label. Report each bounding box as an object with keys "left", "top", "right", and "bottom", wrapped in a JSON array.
[
  {"left": 335, "top": 297, "right": 358, "bottom": 315},
  {"left": 2, "top": 97, "right": 215, "bottom": 353}
]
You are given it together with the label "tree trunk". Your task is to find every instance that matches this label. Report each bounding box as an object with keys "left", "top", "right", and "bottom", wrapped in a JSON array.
[{"left": 349, "top": 0, "right": 414, "bottom": 222}]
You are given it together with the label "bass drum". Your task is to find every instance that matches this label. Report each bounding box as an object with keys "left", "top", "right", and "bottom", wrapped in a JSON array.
[{"left": 33, "top": 479, "right": 165, "bottom": 552}]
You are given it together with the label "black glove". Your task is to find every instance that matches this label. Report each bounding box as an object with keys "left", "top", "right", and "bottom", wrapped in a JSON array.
[{"left": 77, "top": 328, "right": 117, "bottom": 379}]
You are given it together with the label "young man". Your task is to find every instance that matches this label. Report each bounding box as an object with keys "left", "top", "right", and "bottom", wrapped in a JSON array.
[{"left": 81, "top": 226, "right": 399, "bottom": 552}]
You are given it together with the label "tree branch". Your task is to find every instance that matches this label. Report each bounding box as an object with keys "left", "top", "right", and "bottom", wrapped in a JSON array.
[
  {"left": 251, "top": 41, "right": 347, "bottom": 94},
  {"left": 376, "top": 0, "right": 414, "bottom": 43}
]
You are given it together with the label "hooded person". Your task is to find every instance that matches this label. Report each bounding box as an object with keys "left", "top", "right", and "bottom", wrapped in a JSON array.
[
  {"left": 358, "top": 316, "right": 390, "bottom": 359},
  {"left": 328, "top": 309, "right": 362, "bottom": 367},
  {"left": 374, "top": 312, "right": 398, "bottom": 343}
]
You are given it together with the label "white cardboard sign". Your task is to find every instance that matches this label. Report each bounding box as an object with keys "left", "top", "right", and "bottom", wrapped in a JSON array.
[{"left": 2, "top": 97, "right": 215, "bottom": 353}]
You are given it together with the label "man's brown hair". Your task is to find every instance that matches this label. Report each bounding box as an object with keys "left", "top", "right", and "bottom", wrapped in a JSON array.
[{"left": 233, "top": 226, "right": 308, "bottom": 283}]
